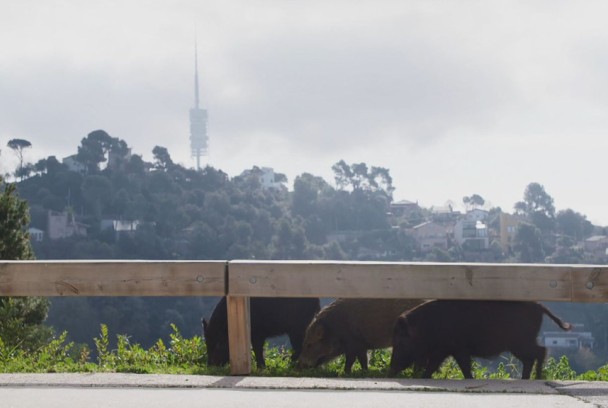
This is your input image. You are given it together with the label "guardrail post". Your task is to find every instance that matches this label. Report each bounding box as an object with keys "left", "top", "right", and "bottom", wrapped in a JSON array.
[{"left": 227, "top": 295, "right": 251, "bottom": 375}]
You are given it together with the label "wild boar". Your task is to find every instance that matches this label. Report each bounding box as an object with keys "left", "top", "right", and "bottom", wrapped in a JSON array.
[
  {"left": 298, "top": 298, "right": 423, "bottom": 373},
  {"left": 202, "top": 297, "right": 320, "bottom": 368},
  {"left": 389, "top": 300, "right": 572, "bottom": 379}
]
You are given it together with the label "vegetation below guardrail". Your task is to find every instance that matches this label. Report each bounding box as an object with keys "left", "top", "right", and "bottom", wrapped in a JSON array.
[{"left": 1, "top": 324, "right": 607, "bottom": 381}]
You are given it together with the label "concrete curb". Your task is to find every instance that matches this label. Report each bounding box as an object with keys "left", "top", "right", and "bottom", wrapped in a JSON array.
[
  {"left": 0, "top": 373, "right": 565, "bottom": 394},
  {"left": 3, "top": 374, "right": 606, "bottom": 407}
]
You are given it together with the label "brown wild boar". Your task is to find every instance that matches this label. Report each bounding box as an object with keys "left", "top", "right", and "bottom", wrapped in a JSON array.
[
  {"left": 203, "top": 297, "right": 320, "bottom": 368},
  {"left": 389, "top": 300, "right": 571, "bottom": 379},
  {"left": 298, "top": 298, "right": 423, "bottom": 373}
]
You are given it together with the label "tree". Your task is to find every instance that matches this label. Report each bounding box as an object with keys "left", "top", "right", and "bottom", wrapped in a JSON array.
[
  {"left": 0, "top": 176, "right": 34, "bottom": 260},
  {"left": 292, "top": 173, "right": 332, "bottom": 217},
  {"left": 14, "top": 163, "right": 34, "bottom": 180},
  {"left": 76, "top": 129, "right": 124, "bottom": 173},
  {"left": 45, "top": 156, "right": 64, "bottom": 176},
  {"left": 331, "top": 160, "right": 394, "bottom": 199},
  {"left": 110, "top": 138, "right": 130, "bottom": 159},
  {"left": 556, "top": 209, "right": 594, "bottom": 241},
  {"left": 7, "top": 138, "right": 32, "bottom": 179},
  {"left": 368, "top": 166, "right": 395, "bottom": 198},
  {"left": 513, "top": 222, "right": 545, "bottom": 263},
  {"left": 514, "top": 182, "right": 556, "bottom": 233},
  {"left": 77, "top": 130, "right": 109, "bottom": 173},
  {"left": 546, "top": 236, "right": 584, "bottom": 264},
  {"left": 152, "top": 146, "right": 174, "bottom": 170},
  {"left": 0, "top": 175, "right": 52, "bottom": 350},
  {"left": 82, "top": 175, "right": 113, "bottom": 217},
  {"left": 271, "top": 218, "right": 307, "bottom": 259},
  {"left": 332, "top": 160, "right": 353, "bottom": 190},
  {"left": 125, "top": 154, "right": 147, "bottom": 175},
  {"left": 274, "top": 172, "right": 288, "bottom": 184},
  {"left": 463, "top": 194, "right": 485, "bottom": 210},
  {"left": 34, "top": 158, "right": 48, "bottom": 176}
]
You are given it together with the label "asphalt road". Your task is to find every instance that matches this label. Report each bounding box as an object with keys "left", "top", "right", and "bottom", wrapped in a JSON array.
[
  {"left": 0, "top": 374, "right": 606, "bottom": 408},
  {"left": 0, "top": 387, "right": 598, "bottom": 408}
]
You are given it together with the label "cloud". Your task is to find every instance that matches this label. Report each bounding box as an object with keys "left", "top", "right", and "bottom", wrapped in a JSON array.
[
  {"left": 203, "top": 3, "right": 521, "bottom": 161},
  {"left": 1, "top": 0, "right": 607, "bottom": 223}
]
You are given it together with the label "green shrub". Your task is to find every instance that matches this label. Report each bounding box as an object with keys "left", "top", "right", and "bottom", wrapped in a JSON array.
[{"left": 2, "top": 325, "right": 607, "bottom": 381}]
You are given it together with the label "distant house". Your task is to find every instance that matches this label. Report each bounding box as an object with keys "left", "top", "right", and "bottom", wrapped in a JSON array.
[
  {"left": 47, "top": 210, "right": 87, "bottom": 240},
  {"left": 390, "top": 200, "right": 421, "bottom": 217},
  {"left": 100, "top": 219, "right": 140, "bottom": 232},
  {"left": 430, "top": 205, "right": 460, "bottom": 223},
  {"left": 453, "top": 219, "right": 489, "bottom": 250},
  {"left": 27, "top": 227, "right": 44, "bottom": 242},
  {"left": 411, "top": 221, "right": 451, "bottom": 252},
  {"left": 542, "top": 324, "right": 595, "bottom": 351},
  {"left": 62, "top": 155, "right": 87, "bottom": 174},
  {"left": 240, "top": 167, "right": 286, "bottom": 190},
  {"left": 326, "top": 230, "right": 362, "bottom": 243},
  {"left": 584, "top": 235, "right": 608, "bottom": 260},
  {"left": 100, "top": 219, "right": 140, "bottom": 241}
]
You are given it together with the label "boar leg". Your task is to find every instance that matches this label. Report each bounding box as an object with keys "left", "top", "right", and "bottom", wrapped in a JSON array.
[
  {"left": 453, "top": 352, "right": 473, "bottom": 379},
  {"left": 422, "top": 352, "right": 447, "bottom": 378},
  {"left": 515, "top": 345, "right": 546, "bottom": 380},
  {"left": 520, "top": 357, "right": 534, "bottom": 380},
  {"left": 534, "top": 345, "right": 547, "bottom": 380},
  {"left": 251, "top": 337, "right": 266, "bottom": 368},
  {"left": 345, "top": 347, "right": 369, "bottom": 373},
  {"left": 357, "top": 350, "right": 368, "bottom": 371},
  {"left": 288, "top": 330, "right": 306, "bottom": 362},
  {"left": 344, "top": 351, "right": 357, "bottom": 373}
]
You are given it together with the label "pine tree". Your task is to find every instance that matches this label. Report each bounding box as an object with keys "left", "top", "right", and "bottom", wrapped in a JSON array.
[
  {"left": 0, "top": 176, "right": 34, "bottom": 259},
  {"left": 0, "top": 175, "right": 52, "bottom": 350}
]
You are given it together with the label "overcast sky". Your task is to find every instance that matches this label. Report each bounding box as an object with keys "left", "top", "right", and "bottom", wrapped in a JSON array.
[{"left": 1, "top": 1, "right": 607, "bottom": 225}]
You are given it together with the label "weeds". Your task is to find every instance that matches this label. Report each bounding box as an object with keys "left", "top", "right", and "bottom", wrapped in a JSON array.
[{"left": 1, "top": 325, "right": 607, "bottom": 380}]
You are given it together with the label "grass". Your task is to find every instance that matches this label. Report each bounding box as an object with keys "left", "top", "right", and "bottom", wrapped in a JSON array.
[{"left": 1, "top": 324, "right": 607, "bottom": 381}]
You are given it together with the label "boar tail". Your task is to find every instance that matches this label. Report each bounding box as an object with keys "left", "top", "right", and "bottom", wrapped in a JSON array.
[{"left": 540, "top": 304, "right": 572, "bottom": 331}]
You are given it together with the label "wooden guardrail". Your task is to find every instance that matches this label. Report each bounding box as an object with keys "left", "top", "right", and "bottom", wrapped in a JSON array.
[
  {"left": 1, "top": 260, "right": 607, "bottom": 375},
  {"left": 0, "top": 260, "right": 226, "bottom": 296},
  {"left": 226, "top": 261, "right": 608, "bottom": 374}
]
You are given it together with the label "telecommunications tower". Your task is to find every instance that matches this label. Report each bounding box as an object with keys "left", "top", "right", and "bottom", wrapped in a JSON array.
[{"left": 189, "top": 41, "right": 208, "bottom": 170}]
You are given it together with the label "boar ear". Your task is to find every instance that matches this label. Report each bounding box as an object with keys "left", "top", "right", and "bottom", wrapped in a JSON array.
[{"left": 202, "top": 319, "right": 209, "bottom": 331}]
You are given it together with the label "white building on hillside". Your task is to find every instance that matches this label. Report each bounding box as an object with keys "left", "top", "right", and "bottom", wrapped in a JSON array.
[
  {"left": 47, "top": 210, "right": 87, "bottom": 240},
  {"left": 454, "top": 219, "right": 489, "bottom": 250},
  {"left": 240, "top": 167, "right": 285, "bottom": 190},
  {"left": 27, "top": 227, "right": 44, "bottom": 242},
  {"left": 62, "top": 155, "right": 87, "bottom": 174}
]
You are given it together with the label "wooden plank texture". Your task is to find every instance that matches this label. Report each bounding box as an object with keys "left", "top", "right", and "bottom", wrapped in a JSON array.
[
  {"left": 229, "top": 261, "right": 608, "bottom": 302},
  {"left": 0, "top": 261, "right": 226, "bottom": 296},
  {"left": 572, "top": 266, "right": 608, "bottom": 302},
  {"left": 227, "top": 296, "right": 252, "bottom": 375}
]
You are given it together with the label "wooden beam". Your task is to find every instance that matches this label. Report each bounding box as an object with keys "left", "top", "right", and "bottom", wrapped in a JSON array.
[
  {"left": 227, "top": 295, "right": 251, "bottom": 375},
  {"left": 228, "top": 261, "right": 608, "bottom": 302},
  {"left": 572, "top": 266, "right": 608, "bottom": 302},
  {"left": 0, "top": 261, "right": 226, "bottom": 296}
]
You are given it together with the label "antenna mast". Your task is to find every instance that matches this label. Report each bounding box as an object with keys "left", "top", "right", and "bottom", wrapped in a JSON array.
[{"left": 189, "top": 38, "right": 208, "bottom": 171}]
